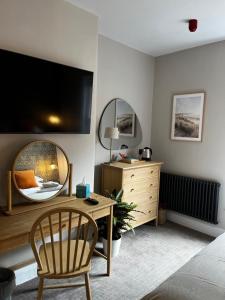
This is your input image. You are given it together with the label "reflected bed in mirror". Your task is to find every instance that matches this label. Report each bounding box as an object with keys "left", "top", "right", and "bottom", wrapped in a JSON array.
[
  {"left": 12, "top": 140, "right": 69, "bottom": 201},
  {"left": 98, "top": 98, "right": 142, "bottom": 150}
]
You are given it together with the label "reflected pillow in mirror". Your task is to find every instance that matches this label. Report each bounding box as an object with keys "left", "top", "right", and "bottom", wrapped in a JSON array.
[{"left": 14, "top": 170, "right": 38, "bottom": 189}]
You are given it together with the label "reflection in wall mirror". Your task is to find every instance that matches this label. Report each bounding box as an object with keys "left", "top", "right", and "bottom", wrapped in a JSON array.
[
  {"left": 12, "top": 140, "right": 69, "bottom": 202},
  {"left": 98, "top": 98, "right": 142, "bottom": 150}
]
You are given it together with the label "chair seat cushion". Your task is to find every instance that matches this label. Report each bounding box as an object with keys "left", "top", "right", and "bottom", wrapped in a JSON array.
[{"left": 38, "top": 239, "right": 91, "bottom": 277}]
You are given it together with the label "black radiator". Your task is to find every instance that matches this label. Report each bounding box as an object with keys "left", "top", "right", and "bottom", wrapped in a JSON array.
[{"left": 159, "top": 172, "right": 220, "bottom": 224}]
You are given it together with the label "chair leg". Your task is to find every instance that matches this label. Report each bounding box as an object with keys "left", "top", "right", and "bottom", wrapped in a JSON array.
[
  {"left": 84, "top": 273, "right": 92, "bottom": 300},
  {"left": 37, "top": 277, "right": 44, "bottom": 300}
]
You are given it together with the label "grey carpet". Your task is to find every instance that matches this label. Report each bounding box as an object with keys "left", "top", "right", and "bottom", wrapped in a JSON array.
[{"left": 13, "top": 222, "right": 212, "bottom": 300}]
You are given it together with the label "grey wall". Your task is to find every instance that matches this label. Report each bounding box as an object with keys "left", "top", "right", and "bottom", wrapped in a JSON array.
[
  {"left": 95, "top": 35, "right": 155, "bottom": 191},
  {"left": 0, "top": 0, "right": 98, "bottom": 199},
  {"left": 152, "top": 41, "right": 225, "bottom": 237},
  {"left": 0, "top": 0, "right": 98, "bottom": 267}
]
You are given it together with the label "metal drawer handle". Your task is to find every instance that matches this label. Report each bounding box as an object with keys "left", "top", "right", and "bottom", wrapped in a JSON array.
[
  {"left": 131, "top": 174, "right": 135, "bottom": 178},
  {"left": 130, "top": 188, "right": 134, "bottom": 192}
]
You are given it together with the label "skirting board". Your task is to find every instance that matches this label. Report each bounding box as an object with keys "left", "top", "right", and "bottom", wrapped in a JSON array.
[
  {"left": 13, "top": 262, "right": 37, "bottom": 286},
  {"left": 167, "top": 210, "right": 225, "bottom": 238}
]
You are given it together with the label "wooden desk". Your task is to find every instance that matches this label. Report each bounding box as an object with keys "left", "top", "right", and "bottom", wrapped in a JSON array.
[{"left": 0, "top": 193, "right": 115, "bottom": 276}]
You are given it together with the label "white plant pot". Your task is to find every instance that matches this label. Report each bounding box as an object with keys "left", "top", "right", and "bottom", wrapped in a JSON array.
[{"left": 103, "top": 237, "right": 121, "bottom": 257}]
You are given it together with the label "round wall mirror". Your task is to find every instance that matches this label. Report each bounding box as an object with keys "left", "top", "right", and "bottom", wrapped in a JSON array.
[
  {"left": 98, "top": 98, "right": 142, "bottom": 150},
  {"left": 12, "top": 140, "right": 69, "bottom": 202}
]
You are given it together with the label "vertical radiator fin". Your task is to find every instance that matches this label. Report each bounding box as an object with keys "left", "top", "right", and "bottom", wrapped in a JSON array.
[{"left": 159, "top": 173, "right": 220, "bottom": 224}]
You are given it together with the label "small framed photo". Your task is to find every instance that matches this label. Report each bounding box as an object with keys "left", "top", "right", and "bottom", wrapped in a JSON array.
[
  {"left": 115, "top": 99, "right": 135, "bottom": 137},
  {"left": 171, "top": 92, "right": 205, "bottom": 141}
]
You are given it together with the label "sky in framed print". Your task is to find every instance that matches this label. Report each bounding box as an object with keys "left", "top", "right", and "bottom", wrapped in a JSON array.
[{"left": 171, "top": 93, "right": 205, "bottom": 141}]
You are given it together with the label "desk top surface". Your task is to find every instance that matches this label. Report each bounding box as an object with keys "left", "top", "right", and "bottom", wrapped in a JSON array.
[{"left": 0, "top": 193, "right": 114, "bottom": 243}]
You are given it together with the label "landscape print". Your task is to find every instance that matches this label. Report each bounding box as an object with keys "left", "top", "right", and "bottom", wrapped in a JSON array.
[
  {"left": 116, "top": 113, "right": 135, "bottom": 136},
  {"left": 115, "top": 99, "right": 135, "bottom": 137},
  {"left": 171, "top": 93, "right": 205, "bottom": 141}
]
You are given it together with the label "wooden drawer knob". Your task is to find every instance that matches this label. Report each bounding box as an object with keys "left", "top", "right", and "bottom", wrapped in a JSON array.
[
  {"left": 131, "top": 174, "right": 135, "bottom": 178},
  {"left": 150, "top": 183, "right": 153, "bottom": 187},
  {"left": 150, "top": 196, "right": 153, "bottom": 199},
  {"left": 148, "top": 210, "right": 152, "bottom": 214},
  {"left": 151, "top": 170, "right": 154, "bottom": 174},
  {"left": 130, "top": 188, "right": 134, "bottom": 192}
]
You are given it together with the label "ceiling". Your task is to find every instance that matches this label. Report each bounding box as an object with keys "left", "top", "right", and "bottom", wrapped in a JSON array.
[{"left": 67, "top": 0, "right": 225, "bottom": 57}]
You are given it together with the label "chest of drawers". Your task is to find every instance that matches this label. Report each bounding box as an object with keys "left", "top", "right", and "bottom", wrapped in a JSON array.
[{"left": 101, "top": 161, "right": 163, "bottom": 228}]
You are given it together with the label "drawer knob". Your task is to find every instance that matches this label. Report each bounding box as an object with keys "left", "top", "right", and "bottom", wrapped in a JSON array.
[
  {"left": 131, "top": 174, "right": 135, "bottom": 178},
  {"left": 150, "top": 196, "right": 153, "bottom": 199},
  {"left": 151, "top": 170, "right": 154, "bottom": 174},
  {"left": 150, "top": 184, "right": 153, "bottom": 187},
  {"left": 130, "top": 188, "right": 134, "bottom": 192},
  {"left": 148, "top": 210, "right": 152, "bottom": 213}
]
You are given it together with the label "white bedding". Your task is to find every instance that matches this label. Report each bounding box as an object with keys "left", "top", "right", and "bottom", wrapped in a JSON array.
[{"left": 20, "top": 182, "right": 63, "bottom": 201}]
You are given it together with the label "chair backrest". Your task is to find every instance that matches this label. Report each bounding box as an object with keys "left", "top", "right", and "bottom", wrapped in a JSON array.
[{"left": 30, "top": 207, "right": 98, "bottom": 275}]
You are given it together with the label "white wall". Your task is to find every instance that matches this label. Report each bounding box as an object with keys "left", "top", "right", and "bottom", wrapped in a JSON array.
[
  {"left": 95, "top": 35, "right": 155, "bottom": 190},
  {"left": 152, "top": 41, "right": 225, "bottom": 237},
  {"left": 0, "top": 0, "right": 98, "bottom": 267}
]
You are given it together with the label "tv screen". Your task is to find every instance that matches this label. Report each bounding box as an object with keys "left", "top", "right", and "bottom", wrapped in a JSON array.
[{"left": 0, "top": 49, "right": 93, "bottom": 133}]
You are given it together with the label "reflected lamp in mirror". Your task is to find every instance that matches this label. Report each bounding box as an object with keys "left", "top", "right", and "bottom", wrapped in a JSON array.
[{"left": 104, "top": 127, "right": 119, "bottom": 163}]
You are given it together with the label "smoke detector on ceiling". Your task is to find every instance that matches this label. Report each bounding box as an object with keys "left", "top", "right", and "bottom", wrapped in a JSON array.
[{"left": 189, "top": 19, "right": 198, "bottom": 32}]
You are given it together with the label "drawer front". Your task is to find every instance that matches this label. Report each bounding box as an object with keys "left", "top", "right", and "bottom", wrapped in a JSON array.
[
  {"left": 123, "top": 189, "right": 159, "bottom": 205},
  {"left": 92, "top": 207, "right": 110, "bottom": 219},
  {"left": 131, "top": 202, "right": 158, "bottom": 226},
  {"left": 123, "top": 177, "right": 159, "bottom": 198},
  {"left": 123, "top": 166, "right": 159, "bottom": 185},
  {"left": 135, "top": 201, "right": 158, "bottom": 215}
]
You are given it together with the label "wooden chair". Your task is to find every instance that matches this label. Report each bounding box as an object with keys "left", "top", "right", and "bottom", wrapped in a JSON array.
[{"left": 30, "top": 207, "right": 98, "bottom": 300}]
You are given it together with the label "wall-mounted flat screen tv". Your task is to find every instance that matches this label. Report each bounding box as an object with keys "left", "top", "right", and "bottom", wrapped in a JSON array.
[{"left": 0, "top": 49, "right": 93, "bottom": 133}]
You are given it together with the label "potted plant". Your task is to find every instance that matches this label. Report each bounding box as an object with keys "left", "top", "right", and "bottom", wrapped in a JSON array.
[{"left": 101, "top": 189, "right": 138, "bottom": 257}]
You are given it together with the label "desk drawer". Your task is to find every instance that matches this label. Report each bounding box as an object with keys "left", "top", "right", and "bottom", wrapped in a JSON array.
[{"left": 92, "top": 207, "right": 110, "bottom": 219}]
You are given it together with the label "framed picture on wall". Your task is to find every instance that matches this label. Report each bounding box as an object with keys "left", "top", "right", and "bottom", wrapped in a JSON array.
[
  {"left": 171, "top": 92, "right": 205, "bottom": 141},
  {"left": 115, "top": 99, "right": 136, "bottom": 137}
]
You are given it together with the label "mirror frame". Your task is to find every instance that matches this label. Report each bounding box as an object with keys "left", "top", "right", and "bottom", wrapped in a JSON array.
[
  {"left": 98, "top": 98, "right": 141, "bottom": 150},
  {"left": 12, "top": 140, "right": 70, "bottom": 202},
  {"left": 98, "top": 98, "right": 117, "bottom": 150}
]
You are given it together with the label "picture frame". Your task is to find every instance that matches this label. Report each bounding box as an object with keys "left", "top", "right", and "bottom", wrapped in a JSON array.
[
  {"left": 171, "top": 92, "right": 205, "bottom": 142},
  {"left": 115, "top": 99, "right": 136, "bottom": 137}
]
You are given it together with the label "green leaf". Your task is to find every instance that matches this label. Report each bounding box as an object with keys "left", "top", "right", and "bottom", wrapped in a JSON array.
[
  {"left": 115, "top": 189, "right": 123, "bottom": 201},
  {"left": 102, "top": 188, "right": 146, "bottom": 237}
]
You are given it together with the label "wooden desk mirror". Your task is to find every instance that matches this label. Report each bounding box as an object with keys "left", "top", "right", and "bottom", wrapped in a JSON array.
[{"left": 5, "top": 140, "right": 73, "bottom": 215}]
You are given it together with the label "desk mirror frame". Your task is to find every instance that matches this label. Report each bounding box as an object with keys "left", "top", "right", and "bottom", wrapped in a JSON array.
[{"left": 5, "top": 140, "right": 73, "bottom": 215}]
